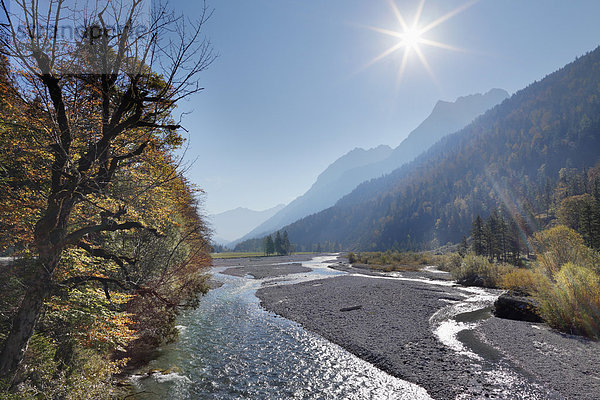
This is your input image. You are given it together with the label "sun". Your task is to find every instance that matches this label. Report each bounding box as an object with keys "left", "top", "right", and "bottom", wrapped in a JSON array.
[
  {"left": 401, "top": 26, "right": 422, "bottom": 53},
  {"left": 365, "top": 0, "right": 477, "bottom": 82}
]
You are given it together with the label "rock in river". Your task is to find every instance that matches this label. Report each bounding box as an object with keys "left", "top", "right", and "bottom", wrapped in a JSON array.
[{"left": 493, "top": 291, "right": 543, "bottom": 323}]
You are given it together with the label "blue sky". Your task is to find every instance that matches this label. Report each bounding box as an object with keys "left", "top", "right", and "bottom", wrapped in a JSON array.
[{"left": 169, "top": 1, "right": 600, "bottom": 214}]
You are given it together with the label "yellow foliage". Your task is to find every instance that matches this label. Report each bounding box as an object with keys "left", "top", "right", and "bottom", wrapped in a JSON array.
[
  {"left": 532, "top": 225, "right": 600, "bottom": 278},
  {"left": 500, "top": 268, "right": 539, "bottom": 295},
  {"left": 526, "top": 226, "right": 600, "bottom": 338},
  {"left": 533, "top": 263, "right": 600, "bottom": 338}
]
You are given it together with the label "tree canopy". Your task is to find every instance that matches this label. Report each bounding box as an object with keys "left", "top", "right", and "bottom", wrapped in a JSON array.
[{"left": 0, "top": 0, "right": 214, "bottom": 393}]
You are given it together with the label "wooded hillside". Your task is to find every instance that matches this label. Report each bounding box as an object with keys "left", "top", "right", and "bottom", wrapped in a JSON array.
[{"left": 284, "top": 47, "right": 600, "bottom": 251}]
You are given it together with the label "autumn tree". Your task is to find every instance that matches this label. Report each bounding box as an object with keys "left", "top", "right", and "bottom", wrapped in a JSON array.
[{"left": 0, "top": 0, "right": 214, "bottom": 379}]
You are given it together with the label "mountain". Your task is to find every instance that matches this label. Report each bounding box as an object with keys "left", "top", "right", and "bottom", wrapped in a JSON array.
[
  {"left": 236, "top": 89, "right": 509, "bottom": 245},
  {"left": 233, "top": 145, "right": 393, "bottom": 244},
  {"left": 282, "top": 47, "right": 600, "bottom": 251},
  {"left": 209, "top": 204, "right": 285, "bottom": 245}
]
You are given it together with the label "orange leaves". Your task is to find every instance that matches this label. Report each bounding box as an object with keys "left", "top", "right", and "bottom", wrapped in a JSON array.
[
  {"left": 83, "top": 310, "right": 138, "bottom": 350},
  {"left": 47, "top": 288, "right": 138, "bottom": 351}
]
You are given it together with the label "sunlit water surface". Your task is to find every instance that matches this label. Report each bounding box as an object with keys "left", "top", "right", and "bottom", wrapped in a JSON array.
[{"left": 130, "top": 256, "right": 432, "bottom": 399}]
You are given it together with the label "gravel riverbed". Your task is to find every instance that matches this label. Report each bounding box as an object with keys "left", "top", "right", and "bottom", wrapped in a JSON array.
[
  {"left": 212, "top": 255, "right": 600, "bottom": 399},
  {"left": 253, "top": 258, "right": 599, "bottom": 399}
]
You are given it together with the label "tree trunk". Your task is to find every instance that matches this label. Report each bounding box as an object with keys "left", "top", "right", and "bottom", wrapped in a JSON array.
[
  {"left": 0, "top": 194, "right": 74, "bottom": 380},
  {"left": 0, "top": 263, "right": 53, "bottom": 380}
]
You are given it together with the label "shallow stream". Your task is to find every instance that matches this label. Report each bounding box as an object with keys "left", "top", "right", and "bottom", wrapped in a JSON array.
[
  {"left": 130, "top": 255, "right": 547, "bottom": 399},
  {"left": 129, "top": 256, "right": 431, "bottom": 399}
]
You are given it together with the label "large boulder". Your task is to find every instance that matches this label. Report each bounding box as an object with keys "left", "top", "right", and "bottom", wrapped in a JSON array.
[{"left": 493, "top": 291, "right": 543, "bottom": 322}]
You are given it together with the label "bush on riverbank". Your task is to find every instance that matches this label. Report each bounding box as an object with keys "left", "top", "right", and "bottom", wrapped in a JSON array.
[
  {"left": 437, "top": 252, "right": 463, "bottom": 272},
  {"left": 348, "top": 251, "right": 435, "bottom": 271},
  {"left": 451, "top": 254, "right": 512, "bottom": 288},
  {"left": 530, "top": 227, "right": 600, "bottom": 338},
  {"left": 500, "top": 268, "right": 539, "bottom": 295},
  {"left": 534, "top": 263, "right": 600, "bottom": 338}
]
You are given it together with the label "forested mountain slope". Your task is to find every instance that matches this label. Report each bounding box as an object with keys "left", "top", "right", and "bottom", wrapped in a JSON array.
[
  {"left": 234, "top": 145, "right": 393, "bottom": 244},
  {"left": 236, "top": 89, "right": 507, "bottom": 245},
  {"left": 284, "top": 47, "right": 600, "bottom": 251}
]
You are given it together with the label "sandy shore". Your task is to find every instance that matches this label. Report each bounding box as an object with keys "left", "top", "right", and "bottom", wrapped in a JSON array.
[{"left": 255, "top": 260, "right": 600, "bottom": 399}]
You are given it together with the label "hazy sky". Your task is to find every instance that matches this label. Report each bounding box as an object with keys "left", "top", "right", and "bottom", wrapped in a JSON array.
[{"left": 169, "top": 1, "right": 600, "bottom": 214}]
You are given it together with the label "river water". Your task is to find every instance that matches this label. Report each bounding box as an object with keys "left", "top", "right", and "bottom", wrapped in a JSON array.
[
  {"left": 129, "top": 256, "right": 432, "bottom": 399},
  {"left": 130, "top": 255, "right": 549, "bottom": 399}
]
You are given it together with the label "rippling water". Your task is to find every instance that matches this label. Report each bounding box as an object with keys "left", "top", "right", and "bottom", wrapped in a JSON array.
[{"left": 130, "top": 256, "right": 431, "bottom": 399}]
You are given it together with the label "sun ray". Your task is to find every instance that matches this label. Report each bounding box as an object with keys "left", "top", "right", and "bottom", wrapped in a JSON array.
[
  {"left": 414, "top": 46, "right": 436, "bottom": 82},
  {"left": 396, "top": 50, "right": 410, "bottom": 86},
  {"left": 388, "top": 0, "right": 409, "bottom": 31},
  {"left": 419, "top": 38, "right": 467, "bottom": 53},
  {"left": 363, "top": 0, "right": 475, "bottom": 83},
  {"left": 362, "top": 42, "right": 406, "bottom": 70},
  {"left": 366, "top": 25, "right": 405, "bottom": 39},
  {"left": 419, "top": 0, "right": 478, "bottom": 35},
  {"left": 413, "top": 0, "right": 426, "bottom": 28}
]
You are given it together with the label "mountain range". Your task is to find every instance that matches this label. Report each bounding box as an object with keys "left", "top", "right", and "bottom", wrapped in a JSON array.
[
  {"left": 231, "top": 88, "right": 509, "bottom": 246},
  {"left": 278, "top": 47, "right": 600, "bottom": 251},
  {"left": 209, "top": 204, "right": 285, "bottom": 245}
]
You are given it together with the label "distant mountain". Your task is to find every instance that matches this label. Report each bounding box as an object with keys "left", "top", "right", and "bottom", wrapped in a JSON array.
[
  {"left": 233, "top": 145, "right": 393, "bottom": 244},
  {"left": 282, "top": 47, "right": 600, "bottom": 251},
  {"left": 236, "top": 89, "right": 508, "bottom": 245},
  {"left": 209, "top": 204, "right": 285, "bottom": 245}
]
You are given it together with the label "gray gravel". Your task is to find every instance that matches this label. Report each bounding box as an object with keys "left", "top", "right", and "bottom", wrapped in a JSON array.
[
  {"left": 221, "top": 262, "right": 312, "bottom": 279},
  {"left": 215, "top": 255, "right": 317, "bottom": 279},
  {"left": 257, "top": 261, "right": 600, "bottom": 399},
  {"left": 479, "top": 317, "right": 600, "bottom": 399},
  {"left": 257, "top": 273, "right": 484, "bottom": 399}
]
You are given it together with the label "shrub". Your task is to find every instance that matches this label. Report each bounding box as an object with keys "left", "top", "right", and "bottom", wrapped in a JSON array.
[
  {"left": 347, "top": 252, "right": 356, "bottom": 264},
  {"left": 452, "top": 254, "right": 512, "bottom": 288},
  {"left": 436, "top": 252, "right": 463, "bottom": 272},
  {"left": 527, "top": 226, "right": 600, "bottom": 339},
  {"left": 349, "top": 251, "right": 433, "bottom": 269},
  {"left": 532, "top": 225, "right": 600, "bottom": 278},
  {"left": 533, "top": 263, "right": 600, "bottom": 338},
  {"left": 500, "top": 268, "right": 539, "bottom": 295},
  {"left": 2, "top": 339, "right": 124, "bottom": 400}
]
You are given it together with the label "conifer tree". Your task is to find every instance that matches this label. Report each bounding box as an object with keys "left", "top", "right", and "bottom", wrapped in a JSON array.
[
  {"left": 282, "top": 231, "right": 291, "bottom": 255},
  {"left": 274, "top": 231, "right": 283, "bottom": 255},
  {"left": 264, "top": 235, "right": 275, "bottom": 256},
  {"left": 471, "top": 215, "right": 485, "bottom": 256}
]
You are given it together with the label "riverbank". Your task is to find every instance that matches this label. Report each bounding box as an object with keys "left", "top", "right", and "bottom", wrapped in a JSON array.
[
  {"left": 215, "top": 253, "right": 318, "bottom": 279},
  {"left": 129, "top": 254, "right": 432, "bottom": 399},
  {"left": 256, "top": 259, "right": 600, "bottom": 399}
]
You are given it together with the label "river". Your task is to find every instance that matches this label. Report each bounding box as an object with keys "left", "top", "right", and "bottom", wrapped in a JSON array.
[
  {"left": 129, "top": 254, "right": 546, "bottom": 399},
  {"left": 129, "top": 255, "right": 431, "bottom": 399}
]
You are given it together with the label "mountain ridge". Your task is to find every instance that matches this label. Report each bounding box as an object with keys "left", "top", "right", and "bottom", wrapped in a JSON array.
[
  {"left": 209, "top": 203, "right": 285, "bottom": 245},
  {"left": 233, "top": 88, "right": 509, "bottom": 246},
  {"left": 281, "top": 47, "right": 600, "bottom": 251}
]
